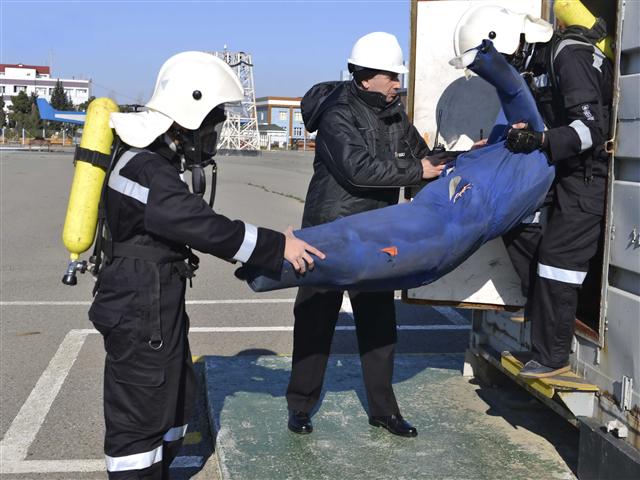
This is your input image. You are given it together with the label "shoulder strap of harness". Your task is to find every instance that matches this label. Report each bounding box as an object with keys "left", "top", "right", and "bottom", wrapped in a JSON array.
[
  {"left": 548, "top": 22, "right": 608, "bottom": 103},
  {"left": 90, "top": 138, "right": 125, "bottom": 277},
  {"left": 92, "top": 145, "right": 153, "bottom": 278},
  {"left": 547, "top": 25, "right": 609, "bottom": 183},
  {"left": 74, "top": 145, "right": 112, "bottom": 169},
  {"left": 104, "top": 147, "right": 147, "bottom": 242}
]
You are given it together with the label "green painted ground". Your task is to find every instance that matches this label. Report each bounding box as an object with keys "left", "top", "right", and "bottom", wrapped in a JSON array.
[{"left": 205, "top": 354, "right": 576, "bottom": 480}]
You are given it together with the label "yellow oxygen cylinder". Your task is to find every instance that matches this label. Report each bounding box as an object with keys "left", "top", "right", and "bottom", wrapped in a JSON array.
[
  {"left": 554, "top": 0, "right": 614, "bottom": 60},
  {"left": 61, "top": 97, "right": 119, "bottom": 285}
]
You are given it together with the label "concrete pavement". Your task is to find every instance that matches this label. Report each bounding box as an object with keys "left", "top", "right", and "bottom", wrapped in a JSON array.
[{"left": 0, "top": 150, "right": 577, "bottom": 479}]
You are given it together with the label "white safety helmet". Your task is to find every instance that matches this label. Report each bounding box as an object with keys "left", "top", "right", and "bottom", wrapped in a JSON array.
[
  {"left": 348, "top": 32, "right": 408, "bottom": 74},
  {"left": 453, "top": 5, "right": 554, "bottom": 57},
  {"left": 111, "top": 51, "right": 243, "bottom": 148}
]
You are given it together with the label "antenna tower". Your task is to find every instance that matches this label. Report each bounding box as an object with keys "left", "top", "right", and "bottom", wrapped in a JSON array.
[{"left": 211, "top": 49, "right": 260, "bottom": 151}]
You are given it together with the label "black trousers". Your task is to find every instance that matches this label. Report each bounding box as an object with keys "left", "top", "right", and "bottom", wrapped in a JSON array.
[
  {"left": 91, "top": 262, "right": 196, "bottom": 479},
  {"left": 286, "top": 287, "right": 400, "bottom": 417},
  {"left": 504, "top": 172, "right": 606, "bottom": 369}
]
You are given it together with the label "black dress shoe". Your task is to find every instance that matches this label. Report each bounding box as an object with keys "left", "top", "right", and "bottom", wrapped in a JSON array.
[
  {"left": 369, "top": 414, "right": 417, "bottom": 437},
  {"left": 288, "top": 410, "right": 313, "bottom": 434}
]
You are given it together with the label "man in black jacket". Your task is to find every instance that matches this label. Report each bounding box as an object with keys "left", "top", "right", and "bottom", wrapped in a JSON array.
[
  {"left": 94, "top": 51, "right": 323, "bottom": 479},
  {"left": 455, "top": 5, "right": 613, "bottom": 378},
  {"left": 286, "top": 32, "right": 444, "bottom": 437}
]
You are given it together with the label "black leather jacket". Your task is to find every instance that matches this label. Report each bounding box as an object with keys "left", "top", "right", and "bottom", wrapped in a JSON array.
[{"left": 301, "top": 80, "right": 428, "bottom": 227}]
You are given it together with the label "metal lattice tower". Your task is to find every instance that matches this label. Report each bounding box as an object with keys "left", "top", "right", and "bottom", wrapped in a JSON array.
[{"left": 211, "top": 49, "right": 260, "bottom": 151}]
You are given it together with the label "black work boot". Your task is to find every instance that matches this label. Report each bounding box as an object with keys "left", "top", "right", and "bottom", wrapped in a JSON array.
[{"left": 518, "top": 360, "right": 570, "bottom": 378}]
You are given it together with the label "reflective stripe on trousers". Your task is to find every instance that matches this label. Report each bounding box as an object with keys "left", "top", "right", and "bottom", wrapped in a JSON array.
[
  {"left": 537, "top": 263, "right": 587, "bottom": 285},
  {"left": 105, "top": 424, "right": 188, "bottom": 472}
]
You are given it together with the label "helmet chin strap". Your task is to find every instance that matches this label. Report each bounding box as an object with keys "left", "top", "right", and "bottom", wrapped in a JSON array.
[
  {"left": 169, "top": 128, "right": 219, "bottom": 206},
  {"left": 167, "top": 107, "right": 226, "bottom": 202}
]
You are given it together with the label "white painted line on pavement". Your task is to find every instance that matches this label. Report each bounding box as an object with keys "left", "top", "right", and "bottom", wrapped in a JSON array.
[
  {"left": 192, "top": 326, "right": 298, "bottom": 332},
  {"left": 0, "top": 298, "right": 470, "bottom": 329},
  {"left": 0, "top": 329, "right": 89, "bottom": 461},
  {"left": 52, "top": 326, "right": 471, "bottom": 336},
  {"left": 170, "top": 455, "right": 204, "bottom": 468},
  {"left": 189, "top": 325, "right": 470, "bottom": 333},
  {"left": 342, "top": 293, "right": 470, "bottom": 326},
  {"left": 1, "top": 312, "right": 469, "bottom": 474},
  {"left": 2, "top": 298, "right": 468, "bottom": 328},
  {"left": 1, "top": 459, "right": 106, "bottom": 474},
  {"left": 395, "top": 325, "right": 470, "bottom": 331},
  {"left": 187, "top": 299, "right": 295, "bottom": 305},
  {"left": 75, "top": 325, "right": 472, "bottom": 336},
  {"left": 0, "top": 301, "right": 93, "bottom": 306},
  {"left": 0, "top": 456, "right": 204, "bottom": 474},
  {"left": 0, "top": 321, "right": 207, "bottom": 475},
  {"left": 0, "top": 299, "right": 296, "bottom": 306}
]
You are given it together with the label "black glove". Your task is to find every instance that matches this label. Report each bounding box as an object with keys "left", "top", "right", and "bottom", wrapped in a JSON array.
[{"left": 506, "top": 127, "right": 547, "bottom": 153}]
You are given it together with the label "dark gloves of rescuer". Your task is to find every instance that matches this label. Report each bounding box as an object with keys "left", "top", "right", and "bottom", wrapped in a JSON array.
[{"left": 506, "top": 124, "right": 548, "bottom": 154}]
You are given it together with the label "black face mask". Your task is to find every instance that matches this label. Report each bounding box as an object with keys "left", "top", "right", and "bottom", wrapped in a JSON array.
[
  {"left": 177, "top": 106, "right": 226, "bottom": 169},
  {"left": 174, "top": 106, "right": 226, "bottom": 197}
]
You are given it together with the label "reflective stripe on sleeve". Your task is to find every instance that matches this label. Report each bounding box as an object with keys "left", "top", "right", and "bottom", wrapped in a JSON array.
[
  {"left": 521, "top": 211, "right": 541, "bottom": 224},
  {"left": 105, "top": 445, "right": 163, "bottom": 472},
  {"left": 533, "top": 74, "right": 549, "bottom": 88},
  {"left": 569, "top": 120, "right": 593, "bottom": 152},
  {"left": 538, "top": 263, "right": 587, "bottom": 285},
  {"left": 232, "top": 223, "right": 258, "bottom": 263},
  {"left": 108, "top": 149, "right": 150, "bottom": 204},
  {"left": 109, "top": 175, "right": 149, "bottom": 204},
  {"left": 163, "top": 424, "right": 188, "bottom": 442}
]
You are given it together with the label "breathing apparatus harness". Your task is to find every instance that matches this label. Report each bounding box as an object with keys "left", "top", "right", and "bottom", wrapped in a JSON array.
[
  {"left": 547, "top": 20, "right": 607, "bottom": 113},
  {"left": 89, "top": 108, "right": 227, "bottom": 287},
  {"left": 171, "top": 105, "right": 227, "bottom": 208},
  {"left": 511, "top": 19, "right": 610, "bottom": 182}
]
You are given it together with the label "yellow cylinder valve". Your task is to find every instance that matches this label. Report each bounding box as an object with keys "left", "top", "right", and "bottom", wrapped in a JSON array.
[
  {"left": 61, "top": 97, "right": 118, "bottom": 285},
  {"left": 554, "top": 0, "right": 614, "bottom": 60}
]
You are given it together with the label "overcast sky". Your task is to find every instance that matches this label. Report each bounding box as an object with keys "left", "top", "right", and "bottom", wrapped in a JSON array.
[{"left": 1, "top": 1, "right": 410, "bottom": 103}]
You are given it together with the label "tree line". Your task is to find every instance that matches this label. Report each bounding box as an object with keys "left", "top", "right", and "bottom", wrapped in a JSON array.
[
  {"left": 1, "top": 79, "right": 147, "bottom": 141},
  {"left": 0, "top": 79, "right": 96, "bottom": 138}
]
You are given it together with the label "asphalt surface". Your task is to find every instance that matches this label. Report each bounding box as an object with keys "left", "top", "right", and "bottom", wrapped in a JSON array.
[{"left": 0, "top": 149, "right": 577, "bottom": 479}]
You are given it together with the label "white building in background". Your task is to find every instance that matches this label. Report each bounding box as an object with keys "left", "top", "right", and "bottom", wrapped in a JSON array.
[
  {"left": 258, "top": 123, "right": 287, "bottom": 150},
  {"left": 0, "top": 63, "right": 91, "bottom": 109}
]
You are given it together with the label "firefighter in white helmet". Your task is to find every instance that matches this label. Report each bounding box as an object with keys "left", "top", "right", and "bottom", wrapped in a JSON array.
[
  {"left": 454, "top": 5, "right": 613, "bottom": 379},
  {"left": 92, "top": 51, "right": 324, "bottom": 479},
  {"left": 285, "top": 32, "right": 444, "bottom": 438}
]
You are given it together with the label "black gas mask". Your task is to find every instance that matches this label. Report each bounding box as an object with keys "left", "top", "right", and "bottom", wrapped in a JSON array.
[{"left": 173, "top": 106, "right": 226, "bottom": 204}]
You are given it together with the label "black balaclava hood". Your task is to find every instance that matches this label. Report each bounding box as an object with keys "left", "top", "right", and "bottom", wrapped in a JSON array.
[{"left": 348, "top": 63, "right": 396, "bottom": 110}]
